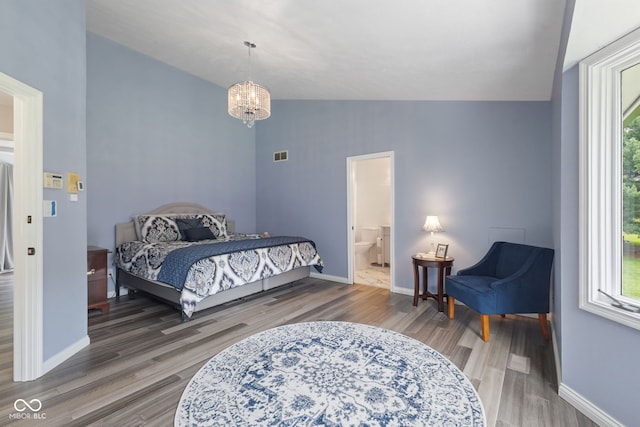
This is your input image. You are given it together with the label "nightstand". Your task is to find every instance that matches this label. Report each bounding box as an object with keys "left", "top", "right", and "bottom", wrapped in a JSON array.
[
  {"left": 87, "top": 246, "right": 110, "bottom": 313},
  {"left": 412, "top": 254, "right": 454, "bottom": 311}
]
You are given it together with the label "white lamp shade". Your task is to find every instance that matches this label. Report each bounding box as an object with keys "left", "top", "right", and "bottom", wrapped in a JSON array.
[{"left": 423, "top": 215, "right": 443, "bottom": 232}]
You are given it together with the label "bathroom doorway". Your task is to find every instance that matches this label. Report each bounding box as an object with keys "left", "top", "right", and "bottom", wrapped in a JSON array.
[{"left": 347, "top": 151, "right": 394, "bottom": 290}]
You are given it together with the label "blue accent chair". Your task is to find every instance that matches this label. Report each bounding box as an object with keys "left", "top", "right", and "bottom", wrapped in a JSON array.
[{"left": 445, "top": 241, "right": 554, "bottom": 342}]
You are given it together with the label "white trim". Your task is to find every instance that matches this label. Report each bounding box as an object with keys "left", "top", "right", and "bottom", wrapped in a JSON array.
[
  {"left": 391, "top": 286, "right": 413, "bottom": 297},
  {"left": 310, "top": 272, "right": 350, "bottom": 284},
  {"left": 0, "top": 73, "right": 44, "bottom": 382},
  {"left": 346, "top": 158, "right": 354, "bottom": 285},
  {"left": 554, "top": 294, "right": 615, "bottom": 427},
  {"left": 579, "top": 26, "right": 640, "bottom": 331},
  {"left": 41, "top": 335, "right": 90, "bottom": 375},
  {"left": 551, "top": 319, "right": 562, "bottom": 393},
  {"left": 107, "top": 288, "right": 129, "bottom": 299},
  {"left": 309, "top": 272, "right": 416, "bottom": 296},
  {"left": 558, "top": 383, "right": 624, "bottom": 427},
  {"left": 346, "top": 151, "right": 395, "bottom": 291}
]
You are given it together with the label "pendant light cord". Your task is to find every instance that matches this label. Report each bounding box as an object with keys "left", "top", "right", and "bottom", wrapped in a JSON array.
[{"left": 244, "top": 41, "right": 255, "bottom": 81}]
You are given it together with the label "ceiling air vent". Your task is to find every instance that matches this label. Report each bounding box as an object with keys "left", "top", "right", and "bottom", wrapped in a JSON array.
[{"left": 273, "top": 150, "right": 288, "bottom": 162}]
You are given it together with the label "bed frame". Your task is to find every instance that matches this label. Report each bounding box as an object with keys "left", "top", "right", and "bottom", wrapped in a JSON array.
[{"left": 114, "top": 202, "right": 310, "bottom": 317}]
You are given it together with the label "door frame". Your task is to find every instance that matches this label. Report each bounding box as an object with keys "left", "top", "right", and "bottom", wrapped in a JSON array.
[
  {"left": 346, "top": 151, "right": 395, "bottom": 291},
  {"left": 0, "top": 72, "right": 44, "bottom": 381}
]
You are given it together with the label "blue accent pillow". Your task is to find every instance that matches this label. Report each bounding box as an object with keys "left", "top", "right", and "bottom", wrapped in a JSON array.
[
  {"left": 176, "top": 218, "right": 204, "bottom": 240},
  {"left": 183, "top": 226, "right": 216, "bottom": 242}
]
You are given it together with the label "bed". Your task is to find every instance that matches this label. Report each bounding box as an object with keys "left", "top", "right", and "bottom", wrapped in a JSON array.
[{"left": 114, "top": 202, "right": 323, "bottom": 319}]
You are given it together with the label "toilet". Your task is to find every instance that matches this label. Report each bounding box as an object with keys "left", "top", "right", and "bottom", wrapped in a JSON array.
[{"left": 355, "top": 227, "right": 380, "bottom": 270}]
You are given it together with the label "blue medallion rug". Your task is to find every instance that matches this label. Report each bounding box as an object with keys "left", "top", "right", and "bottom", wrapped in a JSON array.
[{"left": 175, "top": 321, "right": 486, "bottom": 426}]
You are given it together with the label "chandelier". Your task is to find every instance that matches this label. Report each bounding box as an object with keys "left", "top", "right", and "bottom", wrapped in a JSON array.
[{"left": 228, "top": 41, "right": 271, "bottom": 128}]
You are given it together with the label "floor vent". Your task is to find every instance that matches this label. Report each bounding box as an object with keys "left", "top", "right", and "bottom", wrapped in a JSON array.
[{"left": 273, "top": 150, "right": 288, "bottom": 162}]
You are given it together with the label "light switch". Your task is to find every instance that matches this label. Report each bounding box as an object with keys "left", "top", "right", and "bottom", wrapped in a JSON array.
[{"left": 43, "top": 200, "right": 57, "bottom": 217}]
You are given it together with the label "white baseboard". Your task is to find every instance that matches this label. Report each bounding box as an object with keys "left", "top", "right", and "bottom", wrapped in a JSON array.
[
  {"left": 551, "top": 321, "right": 562, "bottom": 393},
  {"left": 391, "top": 286, "right": 413, "bottom": 296},
  {"left": 558, "top": 383, "right": 623, "bottom": 427},
  {"left": 310, "top": 272, "right": 350, "bottom": 284},
  {"left": 551, "top": 319, "right": 621, "bottom": 426},
  {"left": 41, "top": 335, "right": 90, "bottom": 376},
  {"left": 107, "top": 288, "right": 129, "bottom": 299}
]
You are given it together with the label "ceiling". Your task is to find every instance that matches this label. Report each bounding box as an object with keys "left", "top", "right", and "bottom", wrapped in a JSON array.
[
  {"left": 86, "top": 0, "right": 567, "bottom": 101},
  {"left": 563, "top": 0, "right": 640, "bottom": 71}
]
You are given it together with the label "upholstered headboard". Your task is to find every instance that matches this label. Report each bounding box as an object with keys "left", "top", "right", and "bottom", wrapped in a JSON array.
[{"left": 115, "top": 202, "right": 236, "bottom": 247}]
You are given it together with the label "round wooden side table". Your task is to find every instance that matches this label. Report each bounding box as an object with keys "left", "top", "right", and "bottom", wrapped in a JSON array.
[{"left": 412, "top": 255, "right": 454, "bottom": 312}]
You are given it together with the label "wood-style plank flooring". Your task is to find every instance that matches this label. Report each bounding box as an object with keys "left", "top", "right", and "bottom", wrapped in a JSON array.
[{"left": 0, "top": 273, "right": 596, "bottom": 426}]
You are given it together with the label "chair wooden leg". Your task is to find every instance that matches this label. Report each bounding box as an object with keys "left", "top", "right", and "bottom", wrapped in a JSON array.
[
  {"left": 538, "top": 313, "right": 550, "bottom": 340},
  {"left": 480, "top": 314, "right": 490, "bottom": 342},
  {"left": 447, "top": 296, "right": 455, "bottom": 318}
]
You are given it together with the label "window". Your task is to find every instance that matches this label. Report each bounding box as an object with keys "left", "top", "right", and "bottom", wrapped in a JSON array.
[
  {"left": 579, "top": 26, "right": 640, "bottom": 330},
  {"left": 622, "top": 64, "right": 640, "bottom": 304}
]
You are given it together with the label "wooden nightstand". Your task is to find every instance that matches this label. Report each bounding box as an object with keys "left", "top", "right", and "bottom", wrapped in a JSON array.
[
  {"left": 87, "top": 246, "right": 110, "bottom": 313},
  {"left": 412, "top": 254, "right": 454, "bottom": 312}
]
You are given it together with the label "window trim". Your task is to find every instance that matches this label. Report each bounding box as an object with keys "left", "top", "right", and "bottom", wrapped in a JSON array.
[{"left": 579, "top": 26, "right": 640, "bottom": 331}]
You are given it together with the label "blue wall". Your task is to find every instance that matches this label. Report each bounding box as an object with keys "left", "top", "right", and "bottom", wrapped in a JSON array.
[
  {"left": 86, "top": 34, "right": 257, "bottom": 293},
  {"left": 550, "top": 0, "right": 576, "bottom": 367},
  {"left": 557, "top": 65, "right": 640, "bottom": 426},
  {"left": 0, "top": 0, "right": 88, "bottom": 360},
  {"left": 256, "top": 100, "right": 553, "bottom": 290}
]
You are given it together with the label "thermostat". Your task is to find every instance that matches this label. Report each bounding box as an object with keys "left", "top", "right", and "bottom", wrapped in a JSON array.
[{"left": 43, "top": 172, "right": 63, "bottom": 189}]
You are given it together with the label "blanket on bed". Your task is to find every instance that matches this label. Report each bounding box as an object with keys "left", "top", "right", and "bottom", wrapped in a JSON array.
[{"left": 157, "top": 236, "right": 323, "bottom": 289}]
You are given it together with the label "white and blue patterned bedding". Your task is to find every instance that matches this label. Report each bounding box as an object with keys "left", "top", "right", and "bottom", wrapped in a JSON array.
[{"left": 116, "top": 234, "right": 324, "bottom": 317}]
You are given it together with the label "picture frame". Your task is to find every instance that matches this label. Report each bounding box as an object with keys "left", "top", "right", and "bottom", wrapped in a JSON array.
[{"left": 435, "top": 243, "right": 449, "bottom": 258}]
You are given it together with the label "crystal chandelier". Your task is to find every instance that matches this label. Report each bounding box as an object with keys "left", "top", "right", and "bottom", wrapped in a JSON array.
[{"left": 228, "top": 41, "right": 271, "bottom": 128}]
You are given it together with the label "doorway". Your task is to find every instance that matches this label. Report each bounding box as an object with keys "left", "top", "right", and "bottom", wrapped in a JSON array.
[
  {"left": 0, "top": 91, "right": 14, "bottom": 273},
  {"left": 347, "top": 151, "right": 394, "bottom": 291},
  {"left": 0, "top": 72, "right": 44, "bottom": 381}
]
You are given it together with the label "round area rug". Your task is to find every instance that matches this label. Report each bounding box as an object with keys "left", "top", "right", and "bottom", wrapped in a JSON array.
[{"left": 175, "top": 321, "right": 485, "bottom": 426}]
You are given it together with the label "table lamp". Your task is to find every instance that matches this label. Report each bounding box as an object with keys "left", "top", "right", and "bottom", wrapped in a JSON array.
[{"left": 423, "top": 215, "right": 443, "bottom": 255}]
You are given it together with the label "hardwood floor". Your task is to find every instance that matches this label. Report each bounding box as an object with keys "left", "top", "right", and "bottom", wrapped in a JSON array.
[{"left": 0, "top": 273, "right": 596, "bottom": 426}]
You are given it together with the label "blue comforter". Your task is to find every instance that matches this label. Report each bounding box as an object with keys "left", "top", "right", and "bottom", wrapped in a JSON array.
[{"left": 157, "top": 236, "right": 322, "bottom": 289}]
